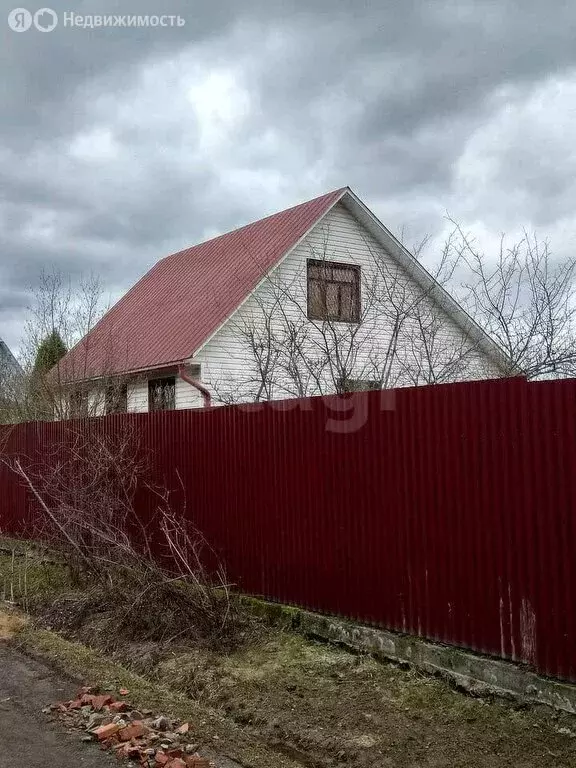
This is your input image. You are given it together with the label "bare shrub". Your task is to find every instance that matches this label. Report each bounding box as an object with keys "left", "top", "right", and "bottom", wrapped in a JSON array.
[{"left": 2, "top": 424, "right": 240, "bottom": 646}]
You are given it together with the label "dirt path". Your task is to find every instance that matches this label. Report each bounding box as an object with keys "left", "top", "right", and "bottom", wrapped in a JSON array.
[{"left": 0, "top": 643, "right": 116, "bottom": 767}]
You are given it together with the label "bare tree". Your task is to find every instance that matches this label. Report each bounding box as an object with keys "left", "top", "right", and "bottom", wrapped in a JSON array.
[
  {"left": 211, "top": 238, "right": 409, "bottom": 401},
  {"left": 209, "top": 212, "right": 576, "bottom": 401},
  {"left": 208, "top": 230, "right": 496, "bottom": 402},
  {"left": 4, "top": 268, "right": 129, "bottom": 423},
  {"left": 447, "top": 223, "right": 576, "bottom": 379}
]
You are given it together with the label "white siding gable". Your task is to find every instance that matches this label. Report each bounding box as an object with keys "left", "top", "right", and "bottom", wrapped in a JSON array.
[{"left": 194, "top": 202, "right": 501, "bottom": 403}]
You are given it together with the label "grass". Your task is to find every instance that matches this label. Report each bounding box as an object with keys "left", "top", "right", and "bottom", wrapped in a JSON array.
[{"left": 0, "top": 538, "right": 72, "bottom": 607}]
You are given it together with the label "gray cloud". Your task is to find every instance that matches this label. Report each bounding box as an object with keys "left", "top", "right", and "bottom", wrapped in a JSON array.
[{"left": 2, "top": 0, "right": 576, "bottom": 352}]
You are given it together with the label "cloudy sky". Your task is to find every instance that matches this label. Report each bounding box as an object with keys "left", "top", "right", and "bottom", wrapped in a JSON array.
[{"left": 2, "top": 0, "right": 576, "bottom": 351}]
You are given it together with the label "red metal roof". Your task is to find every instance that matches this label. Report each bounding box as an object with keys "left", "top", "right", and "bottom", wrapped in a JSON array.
[{"left": 59, "top": 188, "right": 347, "bottom": 380}]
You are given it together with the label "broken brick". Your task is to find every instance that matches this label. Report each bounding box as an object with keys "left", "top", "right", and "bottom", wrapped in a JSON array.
[
  {"left": 118, "top": 721, "right": 150, "bottom": 741},
  {"left": 91, "top": 694, "right": 114, "bottom": 711},
  {"left": 100, "top": 736, "right": 120, "bottom": 750},
  {"left": 92, "top": 722, "right": 121, "bottom": 741},
  {"left": 80, "top": 693, "right": 94, "bottom": 706},
  {"left": 109, "top": 701, "right": 130, "bottom": 713},
  {"left": 166, "top": 760, "right": 187, "bottom": 768},
  {"left": 68, "top": 699, "right": 83, "bottom": 710},
  {"left": 155, "top": 753, "right": 170, "bottom": 766},
  {"left": 119, "top": 687, "right": 130, "bottom": 696},
  {"left": 113, "top": 742, "right": 142, "bottom": 760},
  {"left": 176, "top": 722, "right": 190, "bottom": 734}
]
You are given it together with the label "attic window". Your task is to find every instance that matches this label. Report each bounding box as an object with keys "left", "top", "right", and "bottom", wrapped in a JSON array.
[
  {"left": 148, "top": 377, "right": 176, "bottom": 412},
  {"left": 307, "top": 260, "right": 360, "bottom": 323}
]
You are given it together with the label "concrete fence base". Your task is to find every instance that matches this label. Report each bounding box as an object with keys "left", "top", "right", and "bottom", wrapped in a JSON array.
[{"left": 241, "top": 597, "right": 576, "bottom": 715}]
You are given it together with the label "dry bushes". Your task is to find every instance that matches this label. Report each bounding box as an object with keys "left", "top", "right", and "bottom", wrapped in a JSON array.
[{"left": 2, "top": 424, "right": 242, "bottom": 647}]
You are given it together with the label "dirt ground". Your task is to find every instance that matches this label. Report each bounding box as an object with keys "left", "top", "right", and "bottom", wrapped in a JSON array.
[
  {"left": 0, "top": 642, "right": 116, "bottom": 768},
  {"left": 148, "top": 634, "right": 576, "bottom": 768},
  {"left": 2, "top": 544, "right": 576, "bottom": 767}
]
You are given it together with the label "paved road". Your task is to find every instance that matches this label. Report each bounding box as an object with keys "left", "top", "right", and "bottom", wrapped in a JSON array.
[{"left": 0, "top": 643, "right": 115, "bottom": 767}]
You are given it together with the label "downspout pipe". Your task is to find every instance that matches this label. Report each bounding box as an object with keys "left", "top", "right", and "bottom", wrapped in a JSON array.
[{"left": 178, "top": 364, "right": 211, "bottom": 408}]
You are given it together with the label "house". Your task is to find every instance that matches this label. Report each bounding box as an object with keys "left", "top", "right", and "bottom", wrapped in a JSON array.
[
  {"left": 0, "top": 338, "right": 21, "bottom": 381},
  {"left": 0, "top": 338, "right": 23, "bottom": 421},
  {"left": 56, "top": 187, "right": 512, "bottom": 414}
]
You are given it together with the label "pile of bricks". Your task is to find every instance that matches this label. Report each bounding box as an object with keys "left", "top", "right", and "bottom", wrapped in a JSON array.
[{"left": 45, "top": 686, "right": 212, "bottom": 767}]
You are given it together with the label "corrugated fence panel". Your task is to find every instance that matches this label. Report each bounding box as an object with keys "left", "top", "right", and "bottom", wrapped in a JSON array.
[{"left": 1, "top": 376, "right": 576, "bottom": 682}]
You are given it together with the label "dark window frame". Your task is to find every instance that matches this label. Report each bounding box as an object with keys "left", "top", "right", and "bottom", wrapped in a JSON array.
[
  {"left": 307, "top": 259, "right": 361, "bottom": 323},
  {"left": 148, "top": 376, "right": 176, "bottom": 412},
  {"left": 104, "top": 383, "right": 128, "bottom": 415}
]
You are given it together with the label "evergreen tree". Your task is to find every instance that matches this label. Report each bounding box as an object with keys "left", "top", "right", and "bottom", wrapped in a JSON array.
[{"left": 33, "top": 330, "right": 67, "bottom": 375}]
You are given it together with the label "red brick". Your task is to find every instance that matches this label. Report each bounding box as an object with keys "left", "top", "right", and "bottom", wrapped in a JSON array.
[
  {"left": 92, "top": 722, "right": 121, "bottom": 741},
  {"left": 117, "top": 721, "right": 149, "bottom": 741},
  {"left": 119, "top": 687, "right": 130, "bottom": 696},
  {"left": 113, "top": 742, "right": 143, "bottom": 760},
  {"left": 155, "top": 753, "right": 170, "bottom": 766},
  {"left": 100, "top": 735, "right": 119, "bottom": 749},
  {"left": 91, "top": 694, "right": 114, "bottom": 711},
  {"left": 68, "top": 699, "right": 83, "bottom": 709},
  {"left": 80, "top": 693, "right": 94, "bottom": 706},
  {"left": 166, "top": 760, "right": 187, "bottom": 768},
  {"left": 109, "top": 701, "right": 130, "bottom": 713},
  {"left": 185, "top": 759, "right": 209, "bottom": 768},
  {"left": 176, "top": 722, "right": 190, "bottom": 734}
]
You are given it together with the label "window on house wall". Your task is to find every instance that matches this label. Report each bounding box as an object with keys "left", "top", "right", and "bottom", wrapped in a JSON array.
[
  {"left": 307, "top": 259, "right": 361, "bottom": 323},
  {"left": 104, "top": 383, "right": 128, "bottom": 414},
  {"left": 148, "top": 377, "right": 176, "bottom": 411}
]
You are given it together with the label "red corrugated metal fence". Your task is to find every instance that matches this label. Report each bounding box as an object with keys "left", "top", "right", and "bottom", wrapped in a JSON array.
[{"left": 1, "top": 377, "right": 575, "bottom": 681}]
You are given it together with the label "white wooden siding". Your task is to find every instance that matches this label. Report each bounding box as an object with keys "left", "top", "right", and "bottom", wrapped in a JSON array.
[
  {"left": 194, "top": 202, "right": 501, "bottom": 403},
  {"left": 127, "top": 380, "right": 148, "bottom": 413},
  {"left": 175, "top": 377, "right": 204, "bottom": 409}
]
